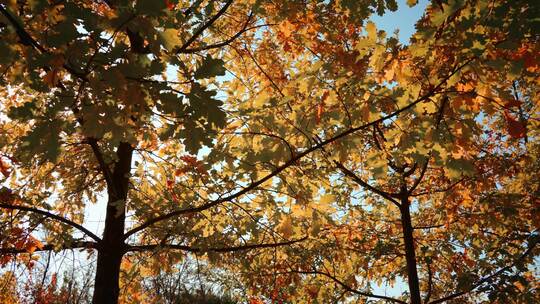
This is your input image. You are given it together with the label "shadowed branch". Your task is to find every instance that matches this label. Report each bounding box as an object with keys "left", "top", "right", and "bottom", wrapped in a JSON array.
[{"left": 126, "top": 236, "right": 307, "bottom": 253}]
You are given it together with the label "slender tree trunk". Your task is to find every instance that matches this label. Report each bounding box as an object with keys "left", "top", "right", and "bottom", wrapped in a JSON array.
[
  {"left": 93, "top": 246, "right": 123, "bottom": 303},
  {"left": 92, "top": 142, "right": 133, "bottom": 304},
  {"left": 400, "top": 198, "right": 422, "bottom": 304}
]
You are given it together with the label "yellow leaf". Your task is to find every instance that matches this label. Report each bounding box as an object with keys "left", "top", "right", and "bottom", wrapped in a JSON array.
[
  {"left": 319, "top": 194, "right": 335, "bottom": 205},
  {"left": 279, "top": 20, "right": 295, "bottom": 38},
  {"left": 160, "top": 29, "right": 182, "bottom": 51},
  {"left": 421, "top": 101, "right": 438, "bottom": 114},
  {"left": 365, "top": 21, "right": 377, "bottom": 41},
  {"left": 253, "top": 92, "right": 269, "bottom": 108},
  {"left": 277, "top": 216, "right": 293, "bottom": 238}
]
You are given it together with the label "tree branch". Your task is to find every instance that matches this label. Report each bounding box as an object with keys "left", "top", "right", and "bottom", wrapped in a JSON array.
[
  {"left": 0, "top": 203, "right": 101, "bottom": 242},
  {"left": 123, "top": 57, "right": 475, "bottom": 239},
  {"left": 181, "top": 11, "right": 255, "bottom": 54},
  {"left": 86, "top": 138, "right": 114, "bottom": 192},
  {"left": 126, "top": 236, "right": 307, "bottom": 253},
  {"left": 294, "top": 270, "right": 407, "bottom": 304},
  {"left": 408, "top": 94, "right": 446, "bottom": 194},
  {"left": 0, "top": 3, "right": 87, "bottom": 79},
  {"left": 0, "top": 4, "right": 45, "bottom": 52},
  {"left": 424, "top": 260, "right": 434, "bottom": 303},
  {"left": 410, "top": 177, "right": 466, "bottom": 197},
  {"left": 429, "top": 236, "right": 538, "bottom": 304},
  {"left": 0, "top": 241, "right": 97, "bottom": 254},
  {"left": 334, "top": 160, "right": 401, "bottom": 207},
  {"left": 408, "top": 157, "right": 429, "bottom": 195},
  {"left": 176, "top": 0, "right": 234, "bottom": 54}
]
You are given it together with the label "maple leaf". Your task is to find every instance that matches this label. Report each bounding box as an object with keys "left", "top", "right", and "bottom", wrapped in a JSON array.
[
  {"left": 43, "top": 69, "right": 60, "bottom": 87},
  {"left": 316, "top": 103, "right": 324, "bottom": 124},
  {"left": 277, "top": 217, "right": 293, "bottom": 238},
  {"left": 26, "top": 236, "right": 44, "bottom": 253},
  {"left": 165, "top": 0, "right": 175, "bottom": 10},
  {"left": 504, "top": 99, "right": 521, "bottom": 108},
  {"left": 504, "top": 111, "right": 527, "bottom": 139},
  {"left": 0, "top": 158, "right": 10, "bottom": 178},
  {"left": 278, "top": 20, "right": 295, "bottom": 39}
]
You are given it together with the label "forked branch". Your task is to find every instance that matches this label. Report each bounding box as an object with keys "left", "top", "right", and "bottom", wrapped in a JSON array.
[
  {"left": 124, "top": 57, "right": 476, "bottom": 240},
  {"left": 176, "top": 0, "right": 235, "bottom": 53}
]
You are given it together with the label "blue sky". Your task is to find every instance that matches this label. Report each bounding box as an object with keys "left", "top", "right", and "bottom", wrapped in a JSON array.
[{"left": 370, "top": 0, "right": 428, "bottom": 44}]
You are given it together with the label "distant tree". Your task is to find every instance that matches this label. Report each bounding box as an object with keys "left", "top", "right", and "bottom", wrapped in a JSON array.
[{"left": 0, "top": 260, "right": 93, "bottom": 304}]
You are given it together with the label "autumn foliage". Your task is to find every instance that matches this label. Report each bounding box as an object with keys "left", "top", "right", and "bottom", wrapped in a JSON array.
[{"left": 0, "top": 0, "right": 538, "bottom": 304}]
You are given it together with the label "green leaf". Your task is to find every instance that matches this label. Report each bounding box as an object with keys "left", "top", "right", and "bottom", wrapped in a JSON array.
[
  {"left": 48, "top": 21, "right": 79, "bottom": 47},
  {"left": 187, "top": 83, "right": 226, "bottom": 128},
  {"left": 7, "top": 101, "right": 37, "bottom": 119},
  {"left": 159, "top": 29, "right": 182, "bottom": 52},
  {"left": 446, "top": 158, "right": 475, "bottom": 180},
  {"left": 135, "top": 0, "right": 167, "bottom": 15},
  {"left": 457, "top": 272, "right": 478, "bottom": 291},
  {"left": 159, "top": 123, "right": 177, "bottom": 141},
  {"left": 180, "top": 122, "right": 210, "bottom": 154},
  {"left": 158, "top": 92, "right": 185, "bottom": 115},
  {"left": 0, "top": 40, "right": 16, "bottom": 65},
  {"left": 194, "top": 55, "right": 226, "bottom": 79},
  {"left": 20, "top": 120, "right": 62, "bottom": 162}
]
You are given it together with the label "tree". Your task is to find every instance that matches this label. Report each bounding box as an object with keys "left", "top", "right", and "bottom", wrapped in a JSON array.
[
  {"left": 218, "top": 0, "right": 539, "bottom": 303},
  {"left": 0, "top": 0, "right": 294, "bottom": 303},
  {"left": 0, "top": 0, "right": 405, "bottom": 303},
  {"left": 1, "top": 1, "right": 538, "bottom": 304}
]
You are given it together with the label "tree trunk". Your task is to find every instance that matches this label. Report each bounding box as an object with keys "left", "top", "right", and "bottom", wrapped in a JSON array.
[
  {"left": 93, "top": 247, "right": 123, "bottom": 303},
  {"left": 92, "top": 142, "right": 133, "bottom": 304},
  {"left": 400, "top": 198, "right": 422, "bottom": 304}
]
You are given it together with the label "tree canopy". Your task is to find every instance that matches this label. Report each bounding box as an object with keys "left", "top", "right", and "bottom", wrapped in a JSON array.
[{"left": 0, "top": 0, "right": 538, "bottom": 303}]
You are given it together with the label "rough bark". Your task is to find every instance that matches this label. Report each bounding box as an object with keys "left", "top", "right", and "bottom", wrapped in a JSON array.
[{"left": 92, "top": 142, "right": 133, "bottom": 304}]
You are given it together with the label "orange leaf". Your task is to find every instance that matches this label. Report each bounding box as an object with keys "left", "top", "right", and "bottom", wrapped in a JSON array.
[
  {"left": 27, "top": 236, "right": 44, "bottom": 253},
  {"left": 456, "top": 82, "right": 475, "bottom": 92},
  {"left": 14, "top": 239, "right": 25, "bottom": 250},
  {"left": 249, "top": 298, "right": 264, "bottom": 304},
  {"left": 504, "top": 99, "right": 521, "bottom": 108},
  {"left": 43, "top": 69, "right": 60, "bottom": 87},
  {"left": 0, "top": 158, "right": 10, "bottom": 178},
  {"left": 180, "top": 155, "right": 198, "bottom": 165},
  {"left": 278, "top": 20, "right": 295, "bottom": 39},
  {"left": 0, "top": 255, "right": 12, "bottom": 266},
  {"left": 12, "top": 227, "right": 23, "bottom": 234},
  {"left": 174, "top": 168, "right": 186, "bottom": 176},
  {"left": 316, "top": 103, "right": 324, "bottom": 124},
  {"left": 165, "top": 0, "right": 175, "bottom": 10},
  {"left": 504, "top": 111, "right": 526, "bottom": 139}
]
